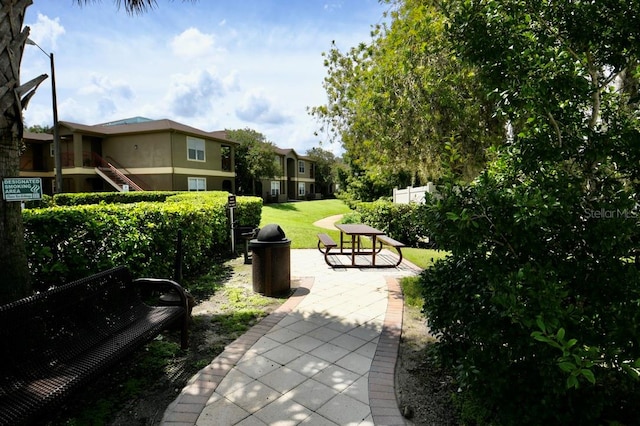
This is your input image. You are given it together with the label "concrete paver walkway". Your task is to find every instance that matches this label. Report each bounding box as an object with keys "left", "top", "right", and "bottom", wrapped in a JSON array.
[{"left": 162, "top": 249, "right": 420, "bottom": 426}]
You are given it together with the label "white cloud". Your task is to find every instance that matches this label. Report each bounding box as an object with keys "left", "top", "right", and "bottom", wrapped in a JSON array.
[
  {"left": 78, "top": 74, "right": 134, "bottom": 100},
  {"left": 323, "top": 3, "right": 344, "bottom": 12},
  {"left": 236, "top": 91, "right": 290, "bottom": 125},
  {"left": 97, "top": 98, "right": 117, "bottom": 117},
  {"left": 27, "top": 13, "right": 65, "bottom": 49},
  {"left": 222, "top": 71, "right": 240, "bottom": 92},
  {"left": 170, "top": 28, "right": 217, "bottom": 58},
  {"left": 23, "top": 1, "right": 388, "bottom": 153},
  {"left": 167, "top": 69, "right": 225, "bottom": 117},
  {"left": 59, "top": 98, "right": 94, "bottom": 124}
]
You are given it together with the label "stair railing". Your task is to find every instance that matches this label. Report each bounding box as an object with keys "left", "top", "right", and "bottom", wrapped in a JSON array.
[{"left": 92, "top": 153, "right": 144, "bottom": 191}]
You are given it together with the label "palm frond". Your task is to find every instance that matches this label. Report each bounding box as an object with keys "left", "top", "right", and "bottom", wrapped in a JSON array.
[{"left": 75, "top": 0, "right": 158, "bottom": 15}]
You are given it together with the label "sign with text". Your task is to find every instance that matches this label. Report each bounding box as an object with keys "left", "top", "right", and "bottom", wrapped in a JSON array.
[
  {"left": 2, "top": 178, "right": 43, "bottom": 201},
  {"left": 227, "top": 195, "right": 236, "bottom": 208}
]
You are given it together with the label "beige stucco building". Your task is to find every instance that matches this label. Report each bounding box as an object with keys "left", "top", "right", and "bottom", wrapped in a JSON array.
[
  {"left": 262, "top": 148, "right": 318, "bottom": 202},
  {"left": 20, "top": 117, "right": 237, "bottom": 194}
]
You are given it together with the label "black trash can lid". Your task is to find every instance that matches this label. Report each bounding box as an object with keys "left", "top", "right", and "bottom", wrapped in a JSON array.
[{"left": 257, "top": 224, "right": 286, "bottom": 241}]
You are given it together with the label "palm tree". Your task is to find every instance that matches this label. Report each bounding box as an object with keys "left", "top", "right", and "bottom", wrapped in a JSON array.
[{"left": 0, "top": 0, "right": 191, "bottom": 303}]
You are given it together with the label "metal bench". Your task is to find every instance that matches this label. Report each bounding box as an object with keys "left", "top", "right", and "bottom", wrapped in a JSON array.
[
  {"left": 317, "top": 233, "right": 338, "bottom": 265},
  {"left": 375, "top": 235, "right": 406, "bottom": 267},
  {"left": 0, "top": 266, "right": 189, "bottom": 426}
]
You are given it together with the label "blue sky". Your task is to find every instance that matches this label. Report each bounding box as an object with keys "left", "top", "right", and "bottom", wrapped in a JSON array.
[{"left": 21, "top": 0, "right": 389, "bottom": 154}]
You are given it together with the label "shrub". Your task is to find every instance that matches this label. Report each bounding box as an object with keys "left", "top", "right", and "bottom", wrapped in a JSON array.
[
  {"left": 354, "top": 200, "right": 431, "bottom": 246},
  {"left": 53, "top": 191, "right": 181, "bottom": 206},
  {"left": 165, "top": 192, "right": 262, "bottom": 228},
  {"left": 339, "top": 211, "right": 362, "bottom": 224},
  {"left": 24, "top": 194, "right": 53, "bottom": 209},
  {"left": 23, "top": 194, "right": 262, "bottom": 292},
  {"left": 233, "top": 196, "right": 263, "bottom": 228},
  {"left": 420, "top": 165, "right": 640, "bottom": 424}
]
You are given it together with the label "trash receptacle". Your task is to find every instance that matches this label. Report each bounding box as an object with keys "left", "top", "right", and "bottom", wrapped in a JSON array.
[{"left": 249, "top": 224, "right": 291, "bottom": 296}]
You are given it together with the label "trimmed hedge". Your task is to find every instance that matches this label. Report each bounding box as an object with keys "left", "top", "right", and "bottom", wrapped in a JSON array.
[
  {"left": 24, "top": 194, "right": 53, "bottom": 209},
  {"left": 354, "top": 200, "right": 431, "bottom": 247},
  {"left": 23, "top": 193, "right": 262, "bottom": 292},
  {"left": 52, "top": 191, "right": 183, "bottom": 206},
  {"left": 165, "top": 192, "right": 263, "bottom": 228}
]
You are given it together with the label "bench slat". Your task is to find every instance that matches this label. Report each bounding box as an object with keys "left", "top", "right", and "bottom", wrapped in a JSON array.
[
  {"left": 317, "top": 233, "right": 338, "bottom": 267},
  {"left": 317, "top": 233, "right": 337, "bottom": 248},
  {"left": 375, "top": 235, "right": 405, "bottom": 266},
  {"left": 377, "top": 235, "right": 405, "bottom": 247}
]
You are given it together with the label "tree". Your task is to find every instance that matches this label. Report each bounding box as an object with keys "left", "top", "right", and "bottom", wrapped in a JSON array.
[
  {"left": 310, "top": 0, "right": 504, "bottom": 191},
  {"left": 226, "top": 128, "right": 279, "bottom": 196},
  {"left": 305, "top": 147, "right": 338, "bottom": 196},
  {"left": 421, "top": 0, "right": 640, "bottom": 423},
  {"left": 0, "top": 0, "right": 193, "bottom": 304},
  {"left": 26, "top": 124, "right": 53, "bottom": 133}
]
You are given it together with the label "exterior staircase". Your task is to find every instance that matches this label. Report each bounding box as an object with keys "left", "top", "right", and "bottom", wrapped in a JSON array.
[{"left": 93, "top": 154, "right": 145, "bottom": 192}]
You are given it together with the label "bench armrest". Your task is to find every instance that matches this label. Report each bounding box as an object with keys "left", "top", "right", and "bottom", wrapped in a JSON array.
[
  {"left": 133, "top": 278, "right": 190, "bottom": 349},
  {"left": 133, "top": 277, "right": 189, "bottom": 310}
]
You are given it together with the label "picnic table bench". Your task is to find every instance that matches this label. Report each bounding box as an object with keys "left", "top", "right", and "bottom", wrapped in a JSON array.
[
  {"left": 375, "top": 235, "right": 406, "bottom": 266},
  {"left": 317, "top": 233, "right": 338, "bottom": 264},
  {"left": 0, "top": 266, "right": 190, "bottom": 426}
]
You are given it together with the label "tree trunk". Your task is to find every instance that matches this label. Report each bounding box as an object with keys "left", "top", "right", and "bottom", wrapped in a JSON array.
[
  {"left": 0, "top": 136, "right": 30, "bottom": 303},
  {"left": 0, "top": 0, "right": 34, "bottom": 303}
]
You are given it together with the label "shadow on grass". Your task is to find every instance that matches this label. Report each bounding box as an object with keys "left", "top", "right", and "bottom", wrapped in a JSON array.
[
  {"left": 266, "top": 203, "right": 299, "bottom": 212},
  {"left": 183, "top": 262, "right": 234, "bottom": 301}
]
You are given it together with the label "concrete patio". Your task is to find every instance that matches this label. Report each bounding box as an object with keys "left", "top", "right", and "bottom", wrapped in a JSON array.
[{"left": 162, "top": 249, "right": 420, "bottom": 426}]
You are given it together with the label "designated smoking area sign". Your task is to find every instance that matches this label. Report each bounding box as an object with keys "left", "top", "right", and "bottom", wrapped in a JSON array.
[{"left": 2, "top": 178, "right": 43, "bottom": 201}]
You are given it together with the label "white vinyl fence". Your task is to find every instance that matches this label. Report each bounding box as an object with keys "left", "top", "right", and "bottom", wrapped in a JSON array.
[{"left": 392, "top": 183, "right": 437, "bottom": 204}]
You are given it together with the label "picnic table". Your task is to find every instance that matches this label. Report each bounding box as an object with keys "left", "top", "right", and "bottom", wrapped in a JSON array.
[
  {"left": 335, "top": 223, "right": 385, "bottom": 266},
  {"left": 317, "top": 224, "right": 405, "bottom": 268}
]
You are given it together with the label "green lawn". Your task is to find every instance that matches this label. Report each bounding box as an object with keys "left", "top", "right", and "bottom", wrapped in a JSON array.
[
  {"left": 260, "top": 199, "right": 351, "bottom": 249},
  {"left": 260, "top": 199, "right": 447, "bottom": 270}
]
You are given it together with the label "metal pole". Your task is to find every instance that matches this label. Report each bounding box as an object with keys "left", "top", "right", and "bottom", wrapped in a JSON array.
[
  {"left": 50, "top": 52, "right": 62, "bottom": 193},
  {"left": 230, "top": 207, "right": 235, "bottom": 253},
  {"left": 26, "top": 39, "right": 62, "bottom": 193}
]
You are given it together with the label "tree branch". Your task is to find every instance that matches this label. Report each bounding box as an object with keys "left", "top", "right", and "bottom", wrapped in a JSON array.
[
  {"left": 547, "top": 112, "right": 562, "bottom": 147},
  {"left": 586, "top": 51, "right": 601, "bottom": 131}
]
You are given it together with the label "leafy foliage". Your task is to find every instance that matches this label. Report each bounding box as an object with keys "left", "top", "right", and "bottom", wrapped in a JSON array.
[
  {"left": 420, "top": 0, "right": 640, "bottom": 423},
  {"left": 305, "top": 146, "right": 340, "bottom": 197},
  {"left": 23, "top": 195, "right": 262, "bottom": 292},
  {"left": 53, "top": 191, "right": 181, "bottom": 205},
  {"left": 226, "top": 128, "right": 279, "bottom": 196},
  {"left": 311, "top": 0, "right": 503, "bottom": 189},
  {"left": 355, "top": 200, "right": 432, "bottom": 247}
]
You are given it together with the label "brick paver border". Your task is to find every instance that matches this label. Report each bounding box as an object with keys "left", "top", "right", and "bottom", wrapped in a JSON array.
[
  {"left": 368, "top": 276, "right": 408, "bottom": 426},
  {"left": 162, "top": 277, "right": 315, "bottom": 425}
]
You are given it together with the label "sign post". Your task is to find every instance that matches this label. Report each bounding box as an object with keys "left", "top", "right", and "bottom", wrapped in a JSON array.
[
  {"left": 228, "top": 195, "right": 237, "bottom": 252},
  {"left": 2, "top": 178, "right": 43, "bottom": 202}
]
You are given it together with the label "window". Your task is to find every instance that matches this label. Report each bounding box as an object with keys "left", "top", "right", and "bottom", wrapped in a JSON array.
[
  {"left": 298, "top": 160, "right": 305, "bottom": 174},
  {"left": 298, "top": 182, "right": 305, "bottom": 197},
  {"left": 271, "top": 181, "right": 280, "bottom": 196},
  {"left": 221, "top": 145, "right": 231, "bottom": 171},
  {"left": 188, "top": 177, "right": 206, "bottom": 191},
  {"left": 187, "top": 137, "right": 205, "bottom": 161}
]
